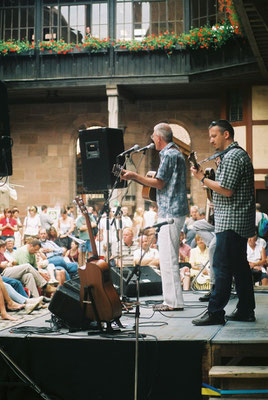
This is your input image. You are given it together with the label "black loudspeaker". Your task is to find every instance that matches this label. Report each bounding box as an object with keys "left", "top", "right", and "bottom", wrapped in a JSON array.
[
  {"left": 0, "top": 81, "right": 12, "bottom": 176},
  {"left": 48, "top": 276, "right": 85, "bottom": 328},
  {"left": 79, "top": 127, "right": 125, "bottom": 191},
  {"left": 111, "top": 266, "right": 162, "bottom": 297}
]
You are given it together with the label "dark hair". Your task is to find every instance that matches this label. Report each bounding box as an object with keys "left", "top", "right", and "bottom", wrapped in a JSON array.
[
  {"left": 29, "top": 239, "right": 41, "bottom": 247},
  {"left": 209, "top": 120, "right": 234, "bottom": 139},
  {"left": 41, "top": 205, "right": 48, "bottom": 211}
]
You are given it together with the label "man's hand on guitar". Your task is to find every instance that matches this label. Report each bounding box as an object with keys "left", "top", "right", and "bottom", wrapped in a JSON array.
[
  {"left": 120, "top": 169, "right": 137, "bottom": 181},
  {"left": 190, "top": 166, "right": 205, "bottom": 182}
]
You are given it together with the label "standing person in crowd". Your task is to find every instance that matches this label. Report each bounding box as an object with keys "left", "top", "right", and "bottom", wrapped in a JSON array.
[
  {"left": 76, "top": 207, "right": 97, "bottom": 264},
  {"left": 132, "top": 207, "right": 144, "bottom": 239},
  {"left": 40, "top": 205, "right": 54, "bottom": 231},
  {"left": 121, "top": 206, "right": 133, "bottom": 229},
  {"left": 57, "top": 208, "right": 75, "bottom": 249},
  {"left": 191, "top": 119, "right": 256, "bottom": 325},
  {"left": 120, "top": 122, "right": 188, "bottom": 311},
  {"left": 0, "top": 208, "right": 18, "bottom": 241},
  {"left": 143, "top": 203, "right": 158, "bottom": 229},
  {"left": 12, "top": 207, "right": 23, "bottom": 248},
  {"left": 22, "top": 206, "right": 41, "bottom": 244}
]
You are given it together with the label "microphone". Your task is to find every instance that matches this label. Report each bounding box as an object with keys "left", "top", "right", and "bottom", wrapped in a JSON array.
[
  {"left": 143, "top": 218, "right": 174, "bottom": 231},
  {"left": 117, "top": 144, "right": 140, "bottom": 157},
  {"left": 134, "top": 143, "right": 155, "bottom": 153}
]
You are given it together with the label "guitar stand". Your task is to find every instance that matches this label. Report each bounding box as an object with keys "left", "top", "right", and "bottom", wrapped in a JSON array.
[{"left": 82, "top": 285, "right": 122, "bottom": 335}]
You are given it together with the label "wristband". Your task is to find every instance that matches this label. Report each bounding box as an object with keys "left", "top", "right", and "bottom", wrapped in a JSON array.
[{"left": 200, "top": 175, "right": 206, "bottom": 184}]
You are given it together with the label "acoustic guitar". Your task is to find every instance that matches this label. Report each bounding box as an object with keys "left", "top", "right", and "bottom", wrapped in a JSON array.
[
  {"left": 112, "top": 164, "right": 157, "bottom": 202},
  {"left": 75, "top": 196, "right": 122, "bottom": 327}
]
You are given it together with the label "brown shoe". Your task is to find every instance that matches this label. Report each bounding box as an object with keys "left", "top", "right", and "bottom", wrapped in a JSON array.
[{"left": 44, "top": 284, "right": 57, "bottom": 296}]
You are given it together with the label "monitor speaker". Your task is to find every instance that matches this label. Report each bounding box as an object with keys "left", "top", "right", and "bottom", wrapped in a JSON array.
[
  {"left": 48, "top": 276, "right": 86, "bottom": 329},
  {"left": 111, "top": 266, "right": 162, "bottom": 297},
  {"left": 79, "top": 127, "right": 125, "bottom": 192}
]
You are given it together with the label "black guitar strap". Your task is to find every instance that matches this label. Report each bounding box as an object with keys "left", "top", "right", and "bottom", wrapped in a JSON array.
[{"left": 199, "top": 144, "right": 245, "bottom": 165}]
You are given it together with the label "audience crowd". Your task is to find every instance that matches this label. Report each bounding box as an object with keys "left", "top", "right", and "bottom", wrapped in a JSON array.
[{"left": 0, "top": 200, "right": 267, "bottom": 321}]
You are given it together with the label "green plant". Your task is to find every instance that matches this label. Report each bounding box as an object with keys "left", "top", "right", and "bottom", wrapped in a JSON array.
[{"left": 0, "top": 40, "right": 34, "bottom": 55}]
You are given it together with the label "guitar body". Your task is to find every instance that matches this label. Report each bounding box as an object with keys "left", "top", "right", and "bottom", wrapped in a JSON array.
[
  {"left": 204, "top": 167, "right": 215, "bottom": 202},
  {"left": 79, "top": 259, "right": 122, "bottom": 322},
  {"left": 75, "top": 197, "right": 122, "bottom": 325},
  {"left": 142, "top": 171, "right": 157, "bottom": 202}
]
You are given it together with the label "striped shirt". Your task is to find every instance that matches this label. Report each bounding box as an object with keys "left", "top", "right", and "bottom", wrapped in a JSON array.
[
  {"left": 156, "top": 142, "right": 189, "bottom": 218},
  {"left": 213, "top": 141, "right": 255, "bottom": 238}
]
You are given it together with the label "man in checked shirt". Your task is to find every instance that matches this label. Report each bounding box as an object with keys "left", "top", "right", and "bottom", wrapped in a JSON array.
[{"left": 191, "top": 120, "right": 256, "bottom": 325}]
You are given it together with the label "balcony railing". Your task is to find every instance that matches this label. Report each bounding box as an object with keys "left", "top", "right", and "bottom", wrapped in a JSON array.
[{"left": 0, "top": 41, "right": 256, "bottom": 88}]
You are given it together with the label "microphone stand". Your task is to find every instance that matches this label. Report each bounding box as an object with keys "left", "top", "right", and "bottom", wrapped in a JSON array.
[
  {"left": 111, "top": 150, "right": 147, "bottom": 301},
  {"left": 124, "top": 230, "right": 159, "bottom": 400}
]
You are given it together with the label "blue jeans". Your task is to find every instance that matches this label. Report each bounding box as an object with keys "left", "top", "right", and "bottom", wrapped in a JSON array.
[
  {"left": 48, "top": 256, "right": 78, "bottom": 279},
  {"left": 2, "top": 276, "right": 28, "bottom": 297},
  {"left": 208, "top": 230, "right": 255, "bottom": 317}
]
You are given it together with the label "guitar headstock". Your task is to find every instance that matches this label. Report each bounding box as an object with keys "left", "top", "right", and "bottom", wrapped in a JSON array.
[
  {"left": 75, "top": 196, "right": 88, "bottom": 216},
  {"left": 188, "top": 151, "right": 199, "bottom": 170},
  {"left": 112, "top": 163, "right": 123, "bottom": 177}
]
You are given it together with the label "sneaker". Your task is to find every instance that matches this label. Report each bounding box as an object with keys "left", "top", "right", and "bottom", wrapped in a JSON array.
[
  {"left": 26, "top": 296, "right": 43, "bottom": 305},
  {"left": 225, "top": 309, "right": 256, "bottom": 322},
  {"left": 192, "top": 311, "right": 225, "bottom": 326},
  {"left": 25, "top": 297, "right": 43, "bottom": 315},
  {"left": 48, "top": 279, "right": 59, "bottom": 286}
]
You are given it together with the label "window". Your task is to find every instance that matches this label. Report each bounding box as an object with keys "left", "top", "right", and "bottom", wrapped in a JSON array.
[
  {"left": 42, "top": 1, "right": 108, "bottom": 43},
  {"left": 191, "top": 0, "right": 225, "bottom": 28},
  {"left": 116, "top": 0, "right": 184, "bottom": 41},
  {"left": 229, "top": 92, "right": 243, "bottom": 122},
  {"left": 0, "top": 0, "right": 35, "bottom": 42}
]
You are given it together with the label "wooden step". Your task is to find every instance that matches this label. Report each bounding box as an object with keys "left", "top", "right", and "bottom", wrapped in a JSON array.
[{"left": 209, "top": 366, "right": 268, "bottom": 378}]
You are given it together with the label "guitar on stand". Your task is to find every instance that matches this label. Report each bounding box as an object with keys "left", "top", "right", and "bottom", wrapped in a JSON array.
[
  {"left": 75, "top": 196, "right": 122, "bottom": 333},
  {"left": 188, "top": 151, "right": 215, "bottom": 225}
]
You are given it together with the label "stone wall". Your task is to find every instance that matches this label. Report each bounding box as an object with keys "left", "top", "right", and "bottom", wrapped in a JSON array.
[{"left": 5, "top": 93, "right": 221, "bottom": 218}]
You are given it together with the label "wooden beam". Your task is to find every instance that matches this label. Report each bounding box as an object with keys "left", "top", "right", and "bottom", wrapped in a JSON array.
[{"left": 234, "top": 0, "right": 268, "bottom": 78}]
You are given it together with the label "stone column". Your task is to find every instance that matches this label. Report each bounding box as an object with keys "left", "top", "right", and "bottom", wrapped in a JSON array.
[{"left": 106, "top": 84, "right": 119, "bottom": 128}]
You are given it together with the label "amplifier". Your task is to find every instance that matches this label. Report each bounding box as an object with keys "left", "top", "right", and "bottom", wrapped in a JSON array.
[{"left": 111, "top": 266, "right": 162, "bottom": 297}]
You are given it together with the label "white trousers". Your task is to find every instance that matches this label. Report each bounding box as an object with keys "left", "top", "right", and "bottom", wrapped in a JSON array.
[{"left": 158, "top": 216, "right": 185, "bottom": 308}]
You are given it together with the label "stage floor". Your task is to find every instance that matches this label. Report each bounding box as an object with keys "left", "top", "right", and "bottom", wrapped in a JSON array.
[
  {"left": 0, "top": 291, "right": 268, "bottom": 400},
  {"left": 1, "top": 290, "right": 268, "bottom": 343}
]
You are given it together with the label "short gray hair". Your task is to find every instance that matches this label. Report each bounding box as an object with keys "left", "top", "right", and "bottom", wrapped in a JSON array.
[{"left": 154, "top": 123, "right": 173, "bottom": 143}]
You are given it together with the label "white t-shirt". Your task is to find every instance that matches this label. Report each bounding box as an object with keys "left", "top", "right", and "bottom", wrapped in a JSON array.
[
  {"left": 133, "top": 247, "right": 159, "bottom": 266},
  {"left": 23, "top": 215, "right": 41, "bottom": 236},
  {"left": 247, "top": 238, "right": 266, "bottom": 263}
]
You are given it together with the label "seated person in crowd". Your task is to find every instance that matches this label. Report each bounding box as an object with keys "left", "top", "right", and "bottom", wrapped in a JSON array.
[
  {"left": 0, "top": 275, "right": 25, "bottom": 320},
  {"left": 133, "top": 234, "right": 160, "bottom": 271},
  {"left": 0, "top": 208, "right": 18, "bottom": 241},
  {"left": 65, "top": 240, "right": 79, "bottom": 263},
  {"left": 179, "top": 230, "right": 191, "bottom": 262},
  {"left": 116, "top": 227, "right": 139, "bottom": 268},
  {"left": 39, "top": 229, "right": 77, "bottom": 279},
  {"left": 1, "top": 274, "right": 43, "bottom": 314},
  {"left": 189, "top": 234, "right": 210, "bottom": 290},
  {"left": 0, "top": 239, "right": 55, "bottom": 298},
  {"left": 36, "top": 250, "right": 59, "bottom": 285},
  {"left": 183, "top": 205, "right": 201, "bottom": 247},
  {"left": 247, "top": 232, "right": 268, "bottom": 285}
]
